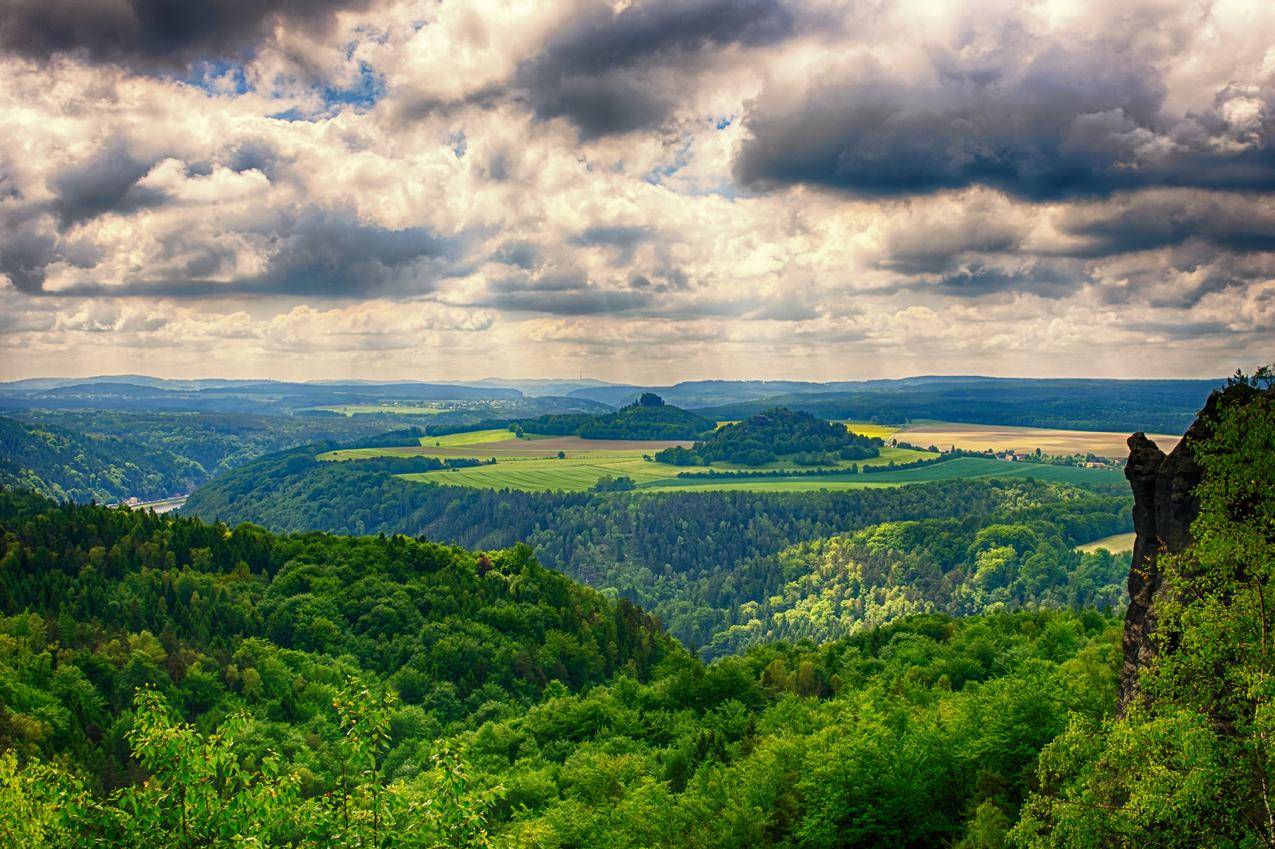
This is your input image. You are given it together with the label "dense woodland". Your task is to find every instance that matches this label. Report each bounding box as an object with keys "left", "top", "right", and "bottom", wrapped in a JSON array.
[
  {"left": 0, "top": 487, "right": 1120, "bottom": 847},
  {"left": 655, "top": 407, "right": 882, "bottom": 466},
  {"left": 185, "top": 452, "right": 1130, "bottom": 651},
  {"left": 2, "top": 381, "right": 1270, "bottom": 846}
]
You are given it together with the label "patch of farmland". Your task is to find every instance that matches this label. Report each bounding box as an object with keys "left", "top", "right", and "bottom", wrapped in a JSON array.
[
  {"left": 401, "top": 453, "right": 1123, "bottom": 493},
  {"left": 895, "top": 421, "right": 1181, "bottom": 458},
  {"left": 841, "top": 421, "right": 900, "bottom": 440},
  {"left": 1076, "top": 532, "right": 1137, "bottom": 554}
]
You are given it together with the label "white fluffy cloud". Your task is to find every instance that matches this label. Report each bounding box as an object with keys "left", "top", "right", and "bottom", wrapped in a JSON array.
[{"left": 0, "top": 0, "right": 1271, "bottom": 381}]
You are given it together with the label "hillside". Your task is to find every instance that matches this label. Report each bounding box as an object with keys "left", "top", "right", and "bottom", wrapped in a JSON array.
[
  {"left": 655, "top": 407, "right": 882, "bottom": 466},
  {"left": 0, "top": 485, "right": 1123, "bottom": 847},
  {"left": 0, "top": 489, "right": 672, "bottom": 780},
  {"left": 0, "top": 415, "right": 203, "bottom": 503},
  {"left": 0, "top": 377, "right": 520, "bottom": 414},
  {"left": 0, "top": 411, "right": 394, "bottom": 503},
  {"left": 184, "top": 447, "right": 1131, "bottom": 649}
]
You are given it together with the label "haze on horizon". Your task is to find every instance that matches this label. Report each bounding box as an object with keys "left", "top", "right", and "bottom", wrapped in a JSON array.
[{"left": 1, "top": 0, "right": 1272, "bottom": 382}]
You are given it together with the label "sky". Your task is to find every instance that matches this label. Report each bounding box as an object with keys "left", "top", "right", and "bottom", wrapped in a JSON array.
[{"left": 0, "top": 0, "right": 1272, "bottom": 383}]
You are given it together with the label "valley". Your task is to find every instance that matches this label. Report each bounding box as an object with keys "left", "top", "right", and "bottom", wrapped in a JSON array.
[{"left": 2, "top": 370, "right": 1267, "bottom": 849}]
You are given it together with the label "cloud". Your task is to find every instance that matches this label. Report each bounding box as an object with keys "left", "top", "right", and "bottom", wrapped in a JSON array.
[
  {"left": 0, "top": 0, "right": 370, "bottom": 68},
  {"left": 1, "top": 0, "right": 1272, "bottom": 381},
  {"left": 483, "top": 269, "right": 654, "bottom": 315},
  {"left": 50, "top": 137, "right": 168, "bottom": 225},
  {"left": 1055, "top": 190, "right": 1275, "bottom": 257},
  {"left": 734, "top": 47, "right": 1275, "bottom": 200},
  {"left": 53, "top": 207, "right": 461, "bottom": 298},
  {"left": 514, "top": 0, "right": 794, "bottom": 137},
  {"left": 569, "top": 225, "right": 655, "bottom": 265}
]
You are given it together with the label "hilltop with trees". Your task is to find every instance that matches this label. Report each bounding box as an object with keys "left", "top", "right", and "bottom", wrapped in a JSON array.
[{"left": 655, "top": 407, "right": 882, "bottom": 466}]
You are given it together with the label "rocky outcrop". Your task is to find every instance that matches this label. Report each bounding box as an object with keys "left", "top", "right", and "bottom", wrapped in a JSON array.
[{"left": 1117, "top": 386, "right": 1241, "bottom": 710}]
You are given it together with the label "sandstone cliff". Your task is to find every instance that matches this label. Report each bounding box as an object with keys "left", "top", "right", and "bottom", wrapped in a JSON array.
[{"left": 1118, "top": 383, "right": 1266, "bottom": 709}]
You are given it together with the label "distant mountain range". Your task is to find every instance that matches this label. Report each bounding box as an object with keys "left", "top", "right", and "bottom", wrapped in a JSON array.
[{"left": 0, "top": 374, "right": 1224, "bottom": 432}]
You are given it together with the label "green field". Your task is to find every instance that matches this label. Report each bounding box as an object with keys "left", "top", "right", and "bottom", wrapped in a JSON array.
[
  {"left": 1076, "top": 531, "right": 1137, "bottom": 553},
  {"left": 401, "top": 454, "right": 1124, "bottom": 492},
  {"left": 323, "top": 426, "right": 1126, "bottom": 493}
]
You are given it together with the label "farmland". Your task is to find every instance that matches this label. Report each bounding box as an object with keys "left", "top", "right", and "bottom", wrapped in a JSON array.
[
  {"left": 319, "top": 426, "right": 1126, "bottom": 492},
  {"left": 894, "top": 421, "right": 1180, "bottom": 458},
  {"left": 1076, "top": 531, "right": 1137, "bottom": 553}
]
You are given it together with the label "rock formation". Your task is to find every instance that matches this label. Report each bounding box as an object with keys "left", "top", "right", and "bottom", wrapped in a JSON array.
[{"left": 1117, "top": 383, "right": 1260, "bottom": 709}]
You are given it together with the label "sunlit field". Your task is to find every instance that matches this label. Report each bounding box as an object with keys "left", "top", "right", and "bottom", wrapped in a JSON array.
[
  {"left": 320, "top": 427, "right": 1125, "bottom": 492},
  {"left": 895, "top": 421, "right": 1181, "bottom": 458}
]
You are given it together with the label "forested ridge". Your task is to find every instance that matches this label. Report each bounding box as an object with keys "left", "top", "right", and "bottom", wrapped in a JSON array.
[
  {"left": 0, "top": 411, "right": 393, "bottom": 503},
  {"left": 655, "top": 407, "right": 881, "bottom": 466},
  {"left": 0, "top": 489, "right": 670, "bottom": 779},
  {"left": 186, "top": 452, "right": 1132, "bottom": 651}
]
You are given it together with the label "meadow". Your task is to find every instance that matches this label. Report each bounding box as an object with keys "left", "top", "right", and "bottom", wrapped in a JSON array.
[{"left": 320, "top": 424, "right": 1126, "bottom": 492}]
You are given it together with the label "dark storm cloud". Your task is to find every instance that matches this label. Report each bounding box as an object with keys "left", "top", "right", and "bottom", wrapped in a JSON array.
[
  {"left": 488, "top": 288, "right": 653, "bottom": 315},
  {"left": 50, "top": 207, "right": 460, "bottom": 298},
  {"left": 0, "top": 222, "right": 59, "bottom": 294},
  {"left": 1056, "top": 193, "right": 1275, "bottom": 258},
  {"left": 0, "top": 0, "right": 367, "bottom": 68},
  {"left": 50, "top": 138, "right": 167, "bottom": 226},
  {"left": 0, "top": 204, "right": 102, "bottom": 294},
  {"left": 225, "top": 139, "right": 287, "bottom": 182},
  {"left": 734, "top": 50, "right": 1275, "bottom": 200},
  {"left": 516, "top": 0, "right": 795, "bottom": 137}
]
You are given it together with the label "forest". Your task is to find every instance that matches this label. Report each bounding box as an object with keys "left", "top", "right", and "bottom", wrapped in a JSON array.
[
  {"left": 184, "top": 453, "right": 1132, "bottom": 650},
  {"left": 0, "top": 486, "right": 1118, "bottom": 847},
  {"left": 3, "top": 379, "right": 1272, "bottom": 847},
  {"left": 654, "top": 407, "right": 882, "bottom": 466}
]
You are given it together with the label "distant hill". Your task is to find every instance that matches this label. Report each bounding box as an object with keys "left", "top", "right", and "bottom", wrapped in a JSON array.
[
  {"left": 0, "top": 377, "right": 521, "bottom": 413},
  {"left": 655, "top": 407, "right": 882, "bottom": 466},
  {"left": 562, "top": 376, "right": 1220, "bottom": 433},
  {"left": 516, "top": 393, "right": 714, "bottom": 440},
  {"left": 0, "top": 412, "right": 394, "bottom": 503},
  {"left": 459, "top": 377, "right": 621, "bottom": 397},
  {"left": 566, "top": 380, "right": 836, "bottom": 407},
  {"left": 696, "top": 376, "right": 1221, "bottom": 433}
]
